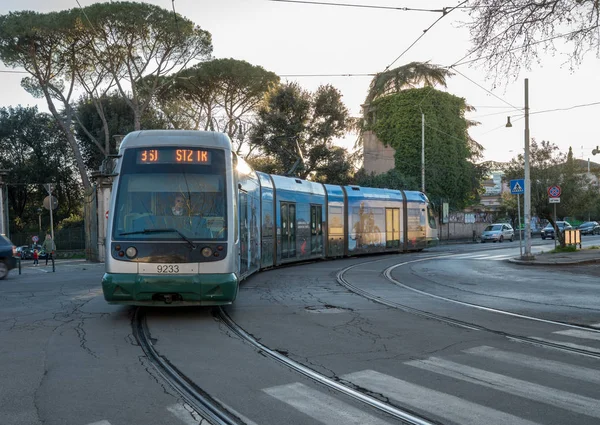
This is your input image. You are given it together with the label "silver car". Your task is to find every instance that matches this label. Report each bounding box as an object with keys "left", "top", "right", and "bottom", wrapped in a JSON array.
[{"left": 481, "top": 223, "right": 514, "bottom": 243}]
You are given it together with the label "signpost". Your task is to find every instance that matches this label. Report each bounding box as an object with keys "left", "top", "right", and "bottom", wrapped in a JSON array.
[
  {"left": 548, "top": 185, "right": 561, "bottom": 248},
  {"left": 510, "top": 179, "right": 525, "bottom": 257}
]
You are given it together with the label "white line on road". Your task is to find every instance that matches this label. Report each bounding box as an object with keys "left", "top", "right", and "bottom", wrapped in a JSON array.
[
  {"left": 529, "top": 337, "right": 600, "bottom": 355},
  {"left": 406, "top": 357, "right": 600, "bottom": 418},
  {"left": 85, "top": 421, "right": 111, "bottom": 425},
  {"left": 554, "top": 329, "right": 600, "bottom": 341},
  {"left": 167, "top": 403, "right": 205, "bottom": 425},
  {"left": 464, "top": 346, "right": 600, "bottom": 385},
  {"left": 341, "top": 370, "right": 542, "bottom": 425},
  {"left": 264, "top": 382, "right": 393, "bottom": 425}
]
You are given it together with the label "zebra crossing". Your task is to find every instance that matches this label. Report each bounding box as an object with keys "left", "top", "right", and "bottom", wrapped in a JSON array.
[{"left": 87, "top": 328, "right": 600, "bottom": 425}]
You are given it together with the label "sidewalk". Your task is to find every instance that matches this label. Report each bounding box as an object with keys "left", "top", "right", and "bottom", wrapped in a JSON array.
[{"left": 508, "top": 248, "right": 600, "bottom": 265}]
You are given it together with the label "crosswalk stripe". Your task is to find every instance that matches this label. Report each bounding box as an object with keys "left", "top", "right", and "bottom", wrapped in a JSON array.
[
  {"left": 167, "top": 404, "right": 203, "bottom": 425},
  {"left": 464, "top": 346, "right": 600, "bottom": 385},
  {"left": 263, "top": 382, "right": 393, "bottom": 425},
  {"left": 341, "top": 370, "right": 542, "bottom": 425},
  {"left": 485, "top": 254, "right": 512, "bottom": 259},
  {"left": 554, "top": 329, "right": 600, "bottom": 341},
  {"left": 530, "top": 337, "right": 600, "bottom": 354},
  {"left": 406, "top": 357, "right": 600, "bottom": 419},
  {"left": 86, "top": 421, "right": 111, "bottom": 425}
]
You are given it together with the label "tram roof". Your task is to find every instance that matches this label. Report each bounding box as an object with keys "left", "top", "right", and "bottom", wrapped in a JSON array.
[{"left": 119, "top": 130, "right": 233, "bottom": 152}]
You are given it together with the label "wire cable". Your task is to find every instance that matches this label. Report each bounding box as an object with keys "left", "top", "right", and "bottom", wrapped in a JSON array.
[{"left": 268, "top": 0, "right": 445, "bottom": 13}]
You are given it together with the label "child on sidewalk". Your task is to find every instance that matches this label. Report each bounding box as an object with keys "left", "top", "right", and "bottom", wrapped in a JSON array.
[{"left": 33, "top": 249, "right": 39, "bottom": 266}]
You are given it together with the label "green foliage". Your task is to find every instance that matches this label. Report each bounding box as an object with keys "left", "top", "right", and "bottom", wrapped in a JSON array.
[
  {"left": 353, "top": 168, "right": 419, "bottom": 191},
  {"left": 367, "top": 88, "right": 484, "bottom": 208},
  {"left": 550, "top": 245, "right": 578, "bottom": 253},
  {"left": 155, "top": 58, "right": 280, "bottom": 154},
  {"left": 364, "top": 61, "right": 453, "bottom": 106},
  {"left": 80, "top": 1, "right": 213, "bottom": 130},
  {"left": 503, "top": 140, "right": 592, "bottom": 221},
  {"left": 250, "top": 82, "right": 352, "bottom": 179},
  {"left": 74, "top": 92, "right": 167, "bottom": 170},
  {"left": 56, "top": 213, "right": 84, "bottom": 230},
  {"left": 0, "top": 106, "right": 82, "bottom": 233}
]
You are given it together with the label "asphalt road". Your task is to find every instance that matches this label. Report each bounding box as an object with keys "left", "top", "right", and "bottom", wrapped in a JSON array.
[{"left": 1, "top": 238, "right": 599, "bottom": 425}]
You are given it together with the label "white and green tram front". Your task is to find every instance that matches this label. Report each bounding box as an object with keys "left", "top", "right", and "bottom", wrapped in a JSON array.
[{"left": 102, "top": 131, "right": 238, "bottom": 306}]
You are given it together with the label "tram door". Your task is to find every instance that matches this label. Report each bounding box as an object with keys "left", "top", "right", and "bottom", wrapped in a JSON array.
[
  {"left": 310, "top": 205, "right": 323, "bottom": 254},
  {"left": 281, "top": 202, "right": 296, "bottom": 259},
  {"left": 239, "top": 191, "right": 249, "bottom": 274},
  {"left": 385, "top": 208, "right": 400, "bottom": 248}
]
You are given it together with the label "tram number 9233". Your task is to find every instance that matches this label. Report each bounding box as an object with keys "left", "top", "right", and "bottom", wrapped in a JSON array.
[{"left": 157, "top": 265, "right": 180, "bottom": 274}]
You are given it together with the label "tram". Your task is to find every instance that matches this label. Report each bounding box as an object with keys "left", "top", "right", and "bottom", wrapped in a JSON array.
[{"left": 102, "top": 130, "right": 438, "bottom": 306}]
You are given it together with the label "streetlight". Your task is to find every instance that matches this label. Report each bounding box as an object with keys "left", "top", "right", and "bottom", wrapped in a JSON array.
[{"left": 506, "top": 79, "right": 533, "bottom": 260}]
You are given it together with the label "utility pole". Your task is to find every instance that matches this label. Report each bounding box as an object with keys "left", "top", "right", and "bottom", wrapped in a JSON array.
[
  {"left": 523, "top": 79, "right": 533, "bottom": 260},
  {"left": 0, "top": 170, "right": 7, "bottom": 236},
  {"left": 421, "top": 112, "right": 425, "bottom": 192}
]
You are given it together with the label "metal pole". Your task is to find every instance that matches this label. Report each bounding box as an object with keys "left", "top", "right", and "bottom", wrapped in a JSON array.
[
  {"left": 48, "top": 184, "right": 55, "bottom": 242},
  {"left": 554, "top": 203, "right": 557, "bottom": 249},
  {"left": 517, "top": 195, "right": 523, "bottom": 257},
  {"left": 421, "top": 112, "right": 425, "bottom": 193},
  {"left": 523, "top": 78, "right": 532, "bottom": 259}
]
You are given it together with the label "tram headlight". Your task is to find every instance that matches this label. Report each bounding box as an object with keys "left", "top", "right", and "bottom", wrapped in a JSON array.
[
  {"left": 201, "top": 247, "right": 213, "bottom": 258},
  {"left": 125, "top": 246, "right": 138, "bottom": 258}
]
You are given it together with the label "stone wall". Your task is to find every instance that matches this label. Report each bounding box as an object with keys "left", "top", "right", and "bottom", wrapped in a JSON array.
[
  {"left": 438, "top": 222, "right": 491, "bottom": 241},
  {"left": 363, "top": 131, "right": 395, "bottom": 175}
]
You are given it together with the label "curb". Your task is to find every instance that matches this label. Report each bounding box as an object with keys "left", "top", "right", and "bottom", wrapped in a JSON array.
[{"left": 508, "top": 257, "right": 600, "bottom": 266}]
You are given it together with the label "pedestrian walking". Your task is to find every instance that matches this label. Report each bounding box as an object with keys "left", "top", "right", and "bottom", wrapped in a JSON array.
[
  {"left": 42, "top": 234, "right": 56, "bottom": 265},
  {"left": 33, "top": 249, "right": 39, "bottom": 266}
]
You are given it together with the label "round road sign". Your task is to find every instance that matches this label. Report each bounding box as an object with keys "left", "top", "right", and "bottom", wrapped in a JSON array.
[
  {"left": 548, "top": 185, "right": 561, "bottom": 198},
  {"left": 32, "top": 235, "right": 39, "bottom": 243}
]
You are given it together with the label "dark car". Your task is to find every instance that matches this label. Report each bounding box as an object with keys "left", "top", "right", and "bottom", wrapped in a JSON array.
[
  {"left": 0, "top": 235, "right": 18, "bottom": 280},
  {"left": 16, "top": 245, "right": 31, "bottom": 259},
  {"left": 577, "top": 221, "right": 600, "bottom": 235},
  {"left": 541, "top": 221, "right": 572, "bottom": 240}
]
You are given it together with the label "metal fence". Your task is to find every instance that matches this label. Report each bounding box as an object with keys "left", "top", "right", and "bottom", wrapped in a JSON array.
[{"left": 10, "top": 226, "right": 86, "bottom": 250}]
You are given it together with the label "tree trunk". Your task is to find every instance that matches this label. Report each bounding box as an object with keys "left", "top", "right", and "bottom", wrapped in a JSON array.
[{"left": 43, "top": 93, "right": 92, "bottom": 190}]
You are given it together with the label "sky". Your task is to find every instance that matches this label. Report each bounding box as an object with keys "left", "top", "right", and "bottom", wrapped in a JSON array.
[{"left": 1, "top": 0, "right": 599, "bottom": 165}]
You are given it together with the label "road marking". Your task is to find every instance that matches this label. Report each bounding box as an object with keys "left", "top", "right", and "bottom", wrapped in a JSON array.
[
  {"left": 464, "top": 346, "right": 600, "bottom": 384},
  {"left": 406, "top": 357, "right": 600, "bottom": 418},
  {"left": 341, "top": 370, "right": 542, "bottom": 425},
  {"left": 591, "top": 323, "right": 600, "bottom": 329},
  {"left": 264, "top": 382, "right": 393, "bottom": 425},
  {"left": 554, "top": 329, "right": 600, "bottom": 341},
  {"left": 167, "top": 404, "right": 204, "bottom": 425},
  {"left": 485, "top": 254, "right": 513, "bottom": 260},
  {"left": 530, "top": 337, "right": 600, "bottom": 354},
  {"left": 86, "top": 421, "right": 111, "bottom": 425}
]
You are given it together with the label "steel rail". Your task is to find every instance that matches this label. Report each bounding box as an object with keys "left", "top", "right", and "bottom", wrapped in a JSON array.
[
  {"left": 133, "top": 307, "right": 244, "bottom": 425},
  {"left": 335, "top": 256, "right": 600, "bottom": 359},
  {"left": 216, "top": 307, "right": 438, "bottom": 425}
]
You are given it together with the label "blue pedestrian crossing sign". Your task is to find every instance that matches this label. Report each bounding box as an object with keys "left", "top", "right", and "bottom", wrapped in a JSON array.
[{"left": 510, "top": 179, "right": 524, "bottom": 195}]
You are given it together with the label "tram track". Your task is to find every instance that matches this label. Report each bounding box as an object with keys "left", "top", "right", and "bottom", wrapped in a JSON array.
[
  {"left": 215, "top": 307, "right": 439, "bottom": 425},
  {"left": 132, "top": 307, "right": 244, "bottom": 425},
  {"left": 336, "top": 255, "right": 600, "bottom": 360}
]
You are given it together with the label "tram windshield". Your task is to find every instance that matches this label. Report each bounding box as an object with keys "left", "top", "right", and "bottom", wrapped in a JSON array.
[{"left": 112, "top": 147, "right": 227, "bottom": 241}]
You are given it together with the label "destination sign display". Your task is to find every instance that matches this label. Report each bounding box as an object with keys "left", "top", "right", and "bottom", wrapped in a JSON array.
[{"left": 137, "top": 148, "right": 212, "bottom": 165}]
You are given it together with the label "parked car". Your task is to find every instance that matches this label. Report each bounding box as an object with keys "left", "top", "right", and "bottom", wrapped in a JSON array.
[
  {"left": 577, "top": 221, "right": 600, "bottom": 235},
  {"left": 16, "top": 245, "right": 31, "bottom": 259},
  {"left": 541, "top": 221, "right": 572, "bottom": 239},
  {"left": 0, "top": 235, "right": 18, "bottom": 280},
  {"left": 481, "top": 223, "right": 514, "bottom": 243}
]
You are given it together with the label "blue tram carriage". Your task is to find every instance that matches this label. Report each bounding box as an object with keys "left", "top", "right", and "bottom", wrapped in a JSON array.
[{"left": 102, "top": 130, "right": 437, "bottom": 306}]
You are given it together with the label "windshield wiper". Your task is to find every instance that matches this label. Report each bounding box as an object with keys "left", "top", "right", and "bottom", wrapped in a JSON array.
[{"left": 119, "top": 228, "right": 197, "bottom": 249}]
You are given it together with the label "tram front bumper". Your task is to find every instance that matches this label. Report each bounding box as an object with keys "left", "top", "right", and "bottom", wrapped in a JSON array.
[{"left": 102, "top": 272, "right": 239, "bottom": 306}]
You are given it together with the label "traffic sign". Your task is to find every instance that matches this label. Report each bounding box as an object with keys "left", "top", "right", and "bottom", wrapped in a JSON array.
[
  {"left": 32, "top": 235, "right": 39, "bottom": 243},
  {"left": 548, "top": 185, "right": 561, "bottom": 198},
  {"left": 549, "top": 197, "right": 560, "bottom": 203},
  {"left": 510, "top": 179, "right": 524, "bottom": 195}
]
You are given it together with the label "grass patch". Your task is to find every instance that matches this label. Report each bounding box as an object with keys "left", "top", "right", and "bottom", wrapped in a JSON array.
[
  {"left": 549, "top": 245, "right": 578, "bottom": 253},
  {"left": 586, "top": 245, "right": 600, "bottom": 250}
]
